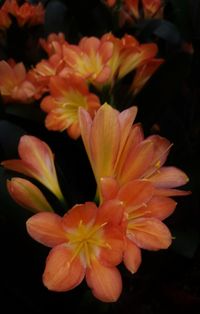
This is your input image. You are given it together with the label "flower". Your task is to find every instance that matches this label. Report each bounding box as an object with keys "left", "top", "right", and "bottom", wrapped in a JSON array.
[
  {"left": 130, "top": 58, "right": 164, "bottom": 95},
  {"left": 62, "top": 36, "right": 113, "bottom": 85},
  {"left": 26, "top": 201, "right": 124, "bottom": 302},
  {"left": 7, "top": 177, "right": 53, "bottom": 213},
  {"left": 100, "top": 177, "right": 176, "bottom": 273},
  {"left": 79, "top": 103, "right": 189, "bottom": 199},
  {"left": 2, "top": 135, "right": 65, "bottom": 202},
  {"left": 40, "top": 75, "right": 101, "bottom": 139},
  {"left": 142, "top": 0, "right": 163, "bottom": 18},
  {"left": 2, "top": 0, "right": 45, "bottom": 27},
  {"left": 0, "top": 10, "right": 11, "bottom": 29},
  {"left": 101, "top": 33, "right": 159, "bottom": 84},
  {"left": 0, "top": 60, "right": 36, "bottom": 103}
]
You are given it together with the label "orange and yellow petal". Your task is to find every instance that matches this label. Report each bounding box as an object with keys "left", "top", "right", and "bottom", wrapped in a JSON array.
[
  {"left": 7, "top": 177, "right": 53, "bottom": 213},
  {"left": 118, "top": 140, "right": 155, "bottom": 185},
  {"left": 90, "top": 103, "right": 120, "bottom": 181},
  {"left": 43, "top": 245, "right": 85, "bottom": 291}
]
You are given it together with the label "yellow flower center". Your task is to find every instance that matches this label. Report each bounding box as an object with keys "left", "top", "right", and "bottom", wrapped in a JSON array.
[{"left": 67, "top": 220, "right": 110, "bottom": 267}]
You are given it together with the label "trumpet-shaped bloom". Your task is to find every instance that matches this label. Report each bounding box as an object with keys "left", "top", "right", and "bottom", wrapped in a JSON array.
[
  {"left": 101, "top": 33, "right": 159, "bottom": 84},
  {"left": 40, "top": 75, "right": 101, "bottom": 139},
  {"left": 100, "top": 177, "right": 177, "bottom": 273},
  {"left": 79, "top": 103, "right": 189, "bottom": 199},
  {"left": 105, "top": 0, "right": 163, "bottom": 26},
  {"left": 2, "top": 135, "right": 64, "bottom": 202},
  {"left": 0, "top": 60, "right": 36, "bottom": 103},
  {"left": 26, "top": 201, "right": 124, "bottom": 302},
  {"left": 62, "top": 36, "right": 113, "bottom": 85},
  {"left": 7, "top": 177, "right": 53, "bottom": 213},
  {"left": 131, "top": 58, "right": 164, "bottom": 95},
  {"left": 2, "top": 0, "right": 45, "bottom": 27},
  {"left": 142, "top": 0, "right": 162, "bottom": 18},
  {"left": 39, "top": 33, "right": 66, "bottom": 57}
]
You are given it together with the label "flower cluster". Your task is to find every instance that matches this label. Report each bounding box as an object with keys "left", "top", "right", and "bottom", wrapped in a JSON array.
[
  {"left": 0, "top": 0, "right": 191, "bottom": 305},
  {"left": 0, "top": 0, "right": 44, "bottom": 29},
  {"left": 2, "top": 103, "right": 189, "bottom": 302},
  {"left": 105, "top": 0, "right": 163, "bottom": 26}
]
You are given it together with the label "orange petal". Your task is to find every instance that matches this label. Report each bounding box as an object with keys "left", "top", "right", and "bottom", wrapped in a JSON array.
[
  {"left": 7, "top": 177, "right": 53, "bottom": 213},
  {"left": 26, "top": 212, "right": 66, "bottom": 247},
  {"left": 131, "top": 59, "right": 164, "bottom": 95},
  {"left": 99, "top": 41, "right": 114, "bottom": 63},
  {"left": 148, "top": 166, "right": 189, "bottom": 188},
  {"left": 145, "top": 195, "right": 177, "bottom": 220},
  {"left": 123, "top": 239, "right": 141, "bottom": 273},
  {"left": 86, "top": 259, "right": 122, "bottom": 302},
  {"left": 62, "top": 202, "right": 97, "bottom": 230},
  {"left": 78, "top": 107, "right": 93, "bottom": 167},
  {"left": 67, "top": 121, "right": 80, "bottom": 140},
  {"left": 18, "top": 135, "right": 63, "bottom": 200},
  {"left": 79, "top": 37, "right": 100, "bottom": 54},
  {"left": 154, "top": 188, "right": 191, "bottom": 197},
  {"left": 115, "top": 106, "right": 138, "bottom": 166},
  {"left": 100, "top": 177, "right": 119, "bottom": 201},
  {"left": 40, "top": 95, "right": 57, "bottom": 112},
  {"left": 95, "top": 66, "right": 111, "bottom": 84},
  {"left": 1, "top": 159, "right": 36, "bottom": 177},
  {"left": 128, "top": 217, "right": 172, "bottom": 250},
  {"left": 99, "top": 226, "right": 124, "bottom": 266},
  {"left": 90, "top": 103, "right": 120, "bottom": 180},
  {"left": 43, "top": 245, "right": 85, "bottom": 291},
  {"left": 96, "top": 199, "right": 125, "bottom": 225},
  {"left": 119, "top": 140, "right": 154, "bottom": 185},
  {"left": 116, "top": 123, "right": 144, "bottom": 175},
  {"left": 117, "top": 180, "right": 154, "bottom": 211},
  {"left": 147, "top": 135, "right": 171, "bottom": 168}
]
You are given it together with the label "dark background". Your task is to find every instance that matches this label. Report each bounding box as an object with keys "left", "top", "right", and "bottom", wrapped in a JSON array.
[{"left": 0, "top": 0, "right": 200, "bottom": 313}]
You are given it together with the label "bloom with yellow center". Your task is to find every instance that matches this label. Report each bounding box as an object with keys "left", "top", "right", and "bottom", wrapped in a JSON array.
[
  {"left": 0, "top": 60, "right": 36, "bottom": 103},
  {"left": 40, "top": 75, "right": 101, "bottom": 139},
  {"left": 62, "top": 36, "right": 113, "bottom": 85},
  {"left": 26, "top": 201, "right": 124, "bottom": 302}
]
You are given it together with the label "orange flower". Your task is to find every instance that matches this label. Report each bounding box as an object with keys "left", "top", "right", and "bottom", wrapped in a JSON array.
[
  {"left": 2, "top": 0, "right": 45, "bottom": 27},
  {"left": 142, "top": 0, "right": 163, "bottom": 18},
  {"left": 0, "top": 60, "right": 36, "bottom": 103},
  {"left": 79, "top": 103, "right": 189, "bottom": 199},
  {"left": 40, "top": 75, "right": 101, "bottom": 139},
  {"left": 124, "top": 0, "right": 140, "bottom": 19},
  {"left": 100, "top": 177, "right": 176, "bottom": 272},
  {"left": 39, "top": 33, "right": 66, "bottom": 57},
  {"left": 26, "top": 201, "right": 124, "bottom": 302},
  {"left": 101, "top": 33, "right": 159, "bottom": 84},
  {"left": 62, "top": 36, "right": 113, "bottom": 85},
  {"left": 2, "top": 135, "right": 65, "bottom": 202},
  {"left": 131, "top": 58, "right": 164, "bottom": 95},
  {"left": 7, "top": 177, "right": 53, "bottom": 213},
  {"left": 0, "top": 10, "right": 11, "bottom": 29}
]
